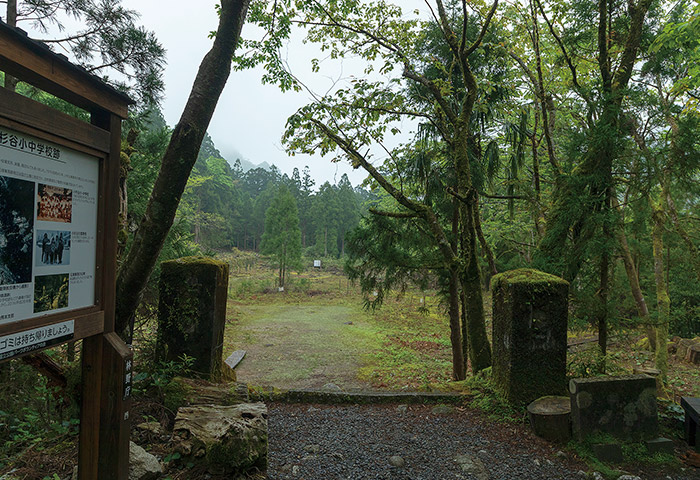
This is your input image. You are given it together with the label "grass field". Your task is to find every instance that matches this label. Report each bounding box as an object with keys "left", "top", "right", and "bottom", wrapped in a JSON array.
[{"left": 223, "top": 256, "right": 456, "bottom": 391}]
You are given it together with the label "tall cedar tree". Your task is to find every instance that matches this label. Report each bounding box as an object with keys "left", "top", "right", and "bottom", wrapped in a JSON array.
[{"left": 260, "top": 185, "right": 302, "bottom": 288}]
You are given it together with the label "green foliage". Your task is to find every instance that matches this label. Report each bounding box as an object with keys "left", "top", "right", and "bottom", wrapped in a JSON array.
[
  {"left": 132, "top": 354, "right": 195, "bottom": 413},
  {"left": 9, "top": 0, "right": 165, "bottom": 107},
  {"left": 0, "top": 357, "right": 80, "bottom": 468},
  {"left": 569, "top": 432, "right": 679, "bottom": 478},
  {"left": 464, "top": 368, "right": 524, "bottom": 423},
  {"left": 567, "top": 349, "right": 626, "bottom": 379}
]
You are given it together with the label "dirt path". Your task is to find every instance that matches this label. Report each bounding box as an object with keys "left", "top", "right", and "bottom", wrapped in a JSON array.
[{"left": 224, "top": 303, "right": 380, "bottom": 390}]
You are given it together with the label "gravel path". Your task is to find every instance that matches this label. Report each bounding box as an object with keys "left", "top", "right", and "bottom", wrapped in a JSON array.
[{"left": 267, "top": 403, "right": 588, "bottom": 480}]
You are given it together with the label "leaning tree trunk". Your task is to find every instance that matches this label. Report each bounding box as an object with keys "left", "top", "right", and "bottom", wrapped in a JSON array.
[{"left": 115, "top": 0, "right": 250, "bottom": 337}]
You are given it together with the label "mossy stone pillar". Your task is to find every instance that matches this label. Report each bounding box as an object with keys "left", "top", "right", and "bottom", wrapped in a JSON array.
[
  {"left": 491, "top": 269, "right": 569, "bottom": 405},
  {"left": 158, "top": 256, "right": 229, "bottom": 381}
]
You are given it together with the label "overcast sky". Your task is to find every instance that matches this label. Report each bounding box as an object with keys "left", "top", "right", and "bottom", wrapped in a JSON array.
[{"left": 118, "top": 0, "right": 384, "bottom": 187}]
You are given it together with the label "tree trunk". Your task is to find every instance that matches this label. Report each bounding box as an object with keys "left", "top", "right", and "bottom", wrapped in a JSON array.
[
  {"left": 114, "top": 0, "right": 250, "bottom": 337},
  {"left": 613, "top": 197, "right": 655, "bottom": 349},
  {"left": 650, "top": 196, "right": 670, "bottom": 380},
  {"left": 448, "top": 267, "right": 466, "bottom": 380},
  {"left": 4, "top": 0, "right": 19, "bottom": 91},
  {"left": 460, "top": 290, "right": 469, "bottom": 375},
  {"left": 597, "top": 189, "right": 611, "bottom": 360},
  {"left": 462, "top": 200, "right": 492, "bottom": 372}
]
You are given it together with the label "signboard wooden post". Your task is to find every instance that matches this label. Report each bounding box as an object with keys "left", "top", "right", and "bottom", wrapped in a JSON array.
[{"left": 0, "top": 21, "right": 133, "bottom": 479}]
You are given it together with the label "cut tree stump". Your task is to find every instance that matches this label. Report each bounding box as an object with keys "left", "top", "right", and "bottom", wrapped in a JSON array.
[{"left": 527, "top": 396, "right": 571, "bottom": 442}]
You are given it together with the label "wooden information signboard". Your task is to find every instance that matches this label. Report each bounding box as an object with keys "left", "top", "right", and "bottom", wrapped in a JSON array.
[{"left": 0, "top": 20, "right": 133, "bottom": 480}]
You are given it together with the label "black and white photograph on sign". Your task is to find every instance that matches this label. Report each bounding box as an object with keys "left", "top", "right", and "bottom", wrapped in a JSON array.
[
  {"left": 36, "top": 184, "right": 72, "bottom": 223},
  {"left": 0, "top": 175, "right": 34, "bottom": 285},
  {"left": 35, "top": 231, "right": 71, "bottom": 266},
  {"left": 33, "top": 273, "right": 69, "bottom": 313}
]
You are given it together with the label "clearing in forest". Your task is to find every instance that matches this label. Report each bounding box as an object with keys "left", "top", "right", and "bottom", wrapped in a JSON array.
[{"left": 224, "top": 269, "right": 456, "bottom": 391}]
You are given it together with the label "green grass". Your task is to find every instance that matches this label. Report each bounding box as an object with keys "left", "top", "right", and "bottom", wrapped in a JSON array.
[{"left": 223, "top": 263, "right": 456, "bottom": 390}]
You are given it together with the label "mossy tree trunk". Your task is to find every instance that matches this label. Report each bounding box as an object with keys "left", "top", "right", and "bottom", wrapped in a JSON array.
[
  {"left": 114, "top": 0, "right": 250, "bottom": 337},
  {"left": 613, "top": 196, "right": 655, "bottom": 350},
  {"left": 650, "top": 196, "right": 670, "bottom": 379}
]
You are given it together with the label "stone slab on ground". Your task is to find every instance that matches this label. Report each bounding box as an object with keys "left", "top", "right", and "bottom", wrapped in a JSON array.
[
  {"left": 681, "top": 396, "right": 699, "bottom": 452},
  {"left": 569, "top": 374, "right": 658, "bottom": 441},
  {"left": 225, "top": 350, "right": 246, "bottom": 369},
  {"left": 645, "top": 437, "right": 674, "bottom": 455}
]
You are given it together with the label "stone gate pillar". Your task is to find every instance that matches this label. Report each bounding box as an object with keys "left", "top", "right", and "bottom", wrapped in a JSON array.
[
  {"left": 491, "top": 269, "right": 569, "bottom": 405},
  {"left": 157, "top": 256, "right": 229, "bottom": 380}
]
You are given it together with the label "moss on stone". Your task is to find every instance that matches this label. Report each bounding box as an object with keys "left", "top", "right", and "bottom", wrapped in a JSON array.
[
  {"left": 161, "top": 255, "right": 229, "bottom": 281},
  {"left": 491, "top": 268, "right": 569, "bottom": 292}
]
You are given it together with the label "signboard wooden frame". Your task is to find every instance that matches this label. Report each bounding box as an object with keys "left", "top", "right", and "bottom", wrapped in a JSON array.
[{"left": 0, "top": 21, "right": 132, "bottom": 480}]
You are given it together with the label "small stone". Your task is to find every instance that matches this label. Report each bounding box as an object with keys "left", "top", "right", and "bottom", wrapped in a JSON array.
[
  {"left": 308, "top": 406, "right": 320, "bottom": 412},
  {"left": 128, "top": 442, "right": 162, "bottom": 480},
  {"left": 592, "top": 472, "right": 604, "bottom": 480},
  {"left": 396, "top": 404, "right": 408, "bottom": 414},
  {"left": 343, "top": 321, "right": 354, "bottom": 325},
  {"left": 329, "top": 452, "right": 344, "bottom": 460},
  {"left": 321, "top": 383, "right": 342, "bottom": 392},
  {"left": 301, "top": 455, "right": 317, "bottom": 461},
  {"left": 546, "top": 459, "right": 554, "bottom": 466},
  {"left": 431, "top": 404, "right": 455, "bottom": 415},
  {"left": 455, "top": 454, "right": 488, "bottom": 480},
  {"left": 555, "top": 450, "right": 567, "bottom": 460},
  {"left": 292, "top": 465, "right": 300, "bottom": 475},
  {"left": 533, "top": 459, "right": 540, "bottom": 466},
  {"left": 280, "top": 464, "right": 293, "bottom": 473},
  {"left": 577, "top": 471, "right": 587, "bottom": 477},
  {"left": 389, "top": 455, "right": 406, "bottom": 468},
  {"left": 303, "top": 444, "right": 321, "bottom": 454},
  {"left": 617, "top": 476, "right": 642, "bottom": 480},
  {"left": 478, "top": 450, "right": 488, "bottom": 455}
]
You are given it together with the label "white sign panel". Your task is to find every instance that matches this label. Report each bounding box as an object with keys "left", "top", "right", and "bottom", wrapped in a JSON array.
[
  {"left": 0, "top": 127, "right": 98, "bottom": 326},
  {"left": 0, "top": 320, "right": 74, "bottom": 360}
]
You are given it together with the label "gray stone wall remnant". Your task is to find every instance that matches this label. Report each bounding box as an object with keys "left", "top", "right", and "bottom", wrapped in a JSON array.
[
  {"left": 491, "top": 268, "right": 569, "bottom": 405},
  {"left": 569, "top": 374, "right": 658, "bottom": 441},
  {"left": 157, "top": 256, "right": 229, "bottom": 381}
]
